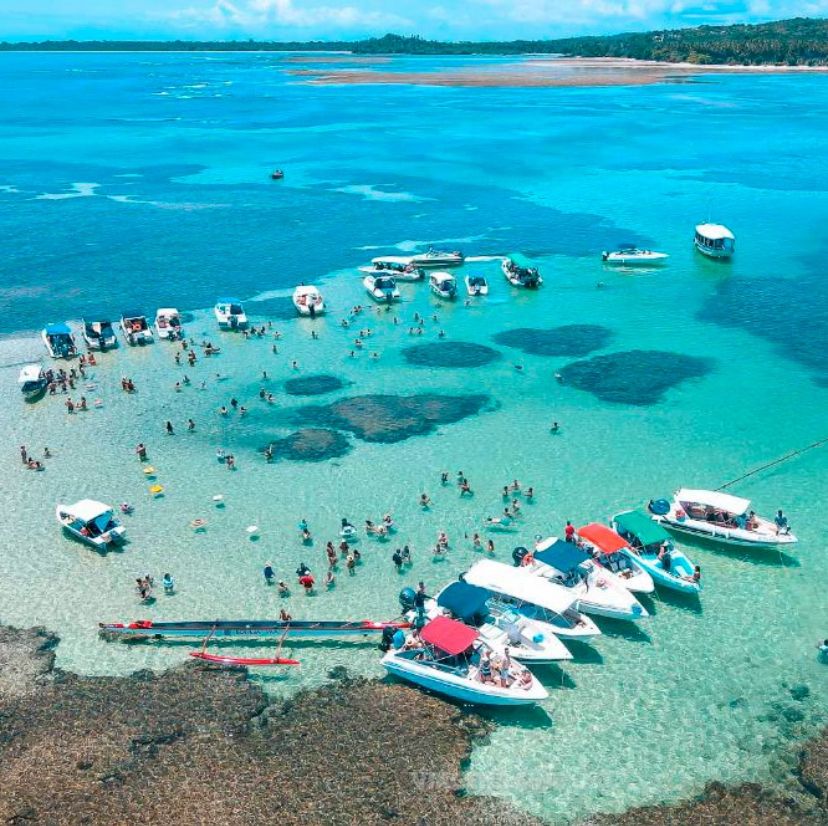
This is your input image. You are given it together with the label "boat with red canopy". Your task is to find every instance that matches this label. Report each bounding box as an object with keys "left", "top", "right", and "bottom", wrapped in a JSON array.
[
  {"left": 381, "top": 615, "right": 548, "bottom": 707},
  {"left": 577, "top": 523, "right": 655, "bottom": 594}
]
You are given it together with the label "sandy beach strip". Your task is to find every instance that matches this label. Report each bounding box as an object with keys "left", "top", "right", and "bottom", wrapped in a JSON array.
[{"left": 292, "top": 56, "right": 828, "bottom": 88}]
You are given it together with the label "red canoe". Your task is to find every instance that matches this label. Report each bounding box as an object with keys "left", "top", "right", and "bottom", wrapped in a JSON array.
[{"left": 190, "top": 652, "right": 299, "bottom": 666}]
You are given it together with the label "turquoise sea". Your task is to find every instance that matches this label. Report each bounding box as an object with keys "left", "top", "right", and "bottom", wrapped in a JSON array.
[{"left": 1, "top": 52, "right": 827, "bottom": 823}]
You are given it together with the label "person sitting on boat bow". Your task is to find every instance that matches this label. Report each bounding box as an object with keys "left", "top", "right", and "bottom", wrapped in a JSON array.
[{"left": 774, "top": 510, "right": 790, "bottom": 535}]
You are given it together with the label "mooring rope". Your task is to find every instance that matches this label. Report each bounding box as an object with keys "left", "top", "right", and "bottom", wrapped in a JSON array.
[{"left": 716, "top": 436, "right": 828, "bottom": 491}]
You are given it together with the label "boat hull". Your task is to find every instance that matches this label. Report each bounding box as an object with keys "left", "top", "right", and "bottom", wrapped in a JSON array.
[
  {"left": 99, "top": 620, "right": 408, "bottom": 640},
  {"left": 656, "top": 516, "right": 796, "bottom": 548},
  {"left": 694, "top": 240, "right": 733, "bottom": 259},
  {"left": 382, "top": 658, "right": 545, "bottom": 706}
]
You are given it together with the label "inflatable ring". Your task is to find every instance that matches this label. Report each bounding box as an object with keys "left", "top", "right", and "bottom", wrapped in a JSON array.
[
  {"left": 149, "top": 484, "right": 164, "bottom": 496},
  {"left": 191, "top": 518, "right": 207, "bottom": 529}
]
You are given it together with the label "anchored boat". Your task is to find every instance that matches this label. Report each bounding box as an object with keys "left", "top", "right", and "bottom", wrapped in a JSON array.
[
  {"left": 649, "top": 489, "right": 796, "bottom": 548},
  {"left": 18, "top": 364, "right": 48, "bottom": 400},
  {"left": 292, "top": 286, "right": 325, "bottom": 317},
  {"left": 461, "top": 559, "right": 601, "bottom": 643},
  {"left": 429, "top": 271, "right": 457, "bottom": 300},
  {"left": 464, "top": 275, "right": 489, "bottom": 296},
  {"left": 516, "top": 540, "right": 649, "bottom": 621},
  {"left": 602, "top": 247, "right": 669, "bottom": 265},
  {"left": 576, "top": 522, "right": 655, "bottom": 594},
  {"left": 403, "top": 581, "right": 573, "bottom": 665},
  {"left": 694, "top": 223, "right": 735, "bottom": 259},
  {"left": 98, "top": 618, "right": 410, "bottom": 640},
  {"left": 56, "top": 499, "right": 126, "bottom": 549},
  {"left": 154, "top": 307, "right": 182, "bottom": 340},
  {"left": 363, "top": 274, "right": 400, "bottom": 303},
  {"left": 82, "top": 317, "right": 118, "bottom": 350},
  {"left": 409, "top": 248, "right": 464, "bottom": 268},
  {"left": 42, "top": 323, "right": 78, "bottom": 359},
  {"left": 361, "top": 260, "right": 424, "bottom": 281},
  {"left": 611, "top": 509, "right": 701, "bottom": 594},
  {"left": 120, "top": 310, "right": 154, "bottom": 345},
  {"left": 214, "top": 297, "right": 248, "bottom": 330},
  {"left": 502, "top": 256, "right": 542, "bottom": 288},
  {"left": 381, "top": 615, "right": 548, "bottom": 707}
]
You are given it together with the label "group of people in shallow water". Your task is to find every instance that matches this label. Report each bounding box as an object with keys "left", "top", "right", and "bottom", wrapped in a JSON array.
[{"left": 134, "top": 573, "right": 175, "bottom": 602}]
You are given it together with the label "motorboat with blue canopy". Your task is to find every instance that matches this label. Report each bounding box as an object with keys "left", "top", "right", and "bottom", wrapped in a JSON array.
[
  {"left": 381, "top": 615, "right": 548, "bottom": 707},
  {"left": 430, "top": 580, "right": 572, "bottom": 663},
  {"left": 460, "top": 559, "right": 600, "bottom": 642},
  {"left": 41, "top": 323, "right": 77, "bottom": 359},
  {"left": 611, "top": 509, "right": 701, "bottom": 594},
  {"left": 82, "top": 315, "right": 118, "bottom": 350},
  {"left": 521, "top": 538, "right": 649, "bottom": 622}
]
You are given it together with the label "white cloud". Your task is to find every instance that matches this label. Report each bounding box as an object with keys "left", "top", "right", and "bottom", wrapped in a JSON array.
[{"left": 162, "top": 0, "right": 411, "bottom": 31}]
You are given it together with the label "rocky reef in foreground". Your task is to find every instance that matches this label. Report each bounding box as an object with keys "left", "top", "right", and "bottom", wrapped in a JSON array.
[
  {"left": 0, "top": 624, "right": 539, "bottom": 826},
  {"left": 1, "top": 623, "right": 826, "bottom": 825}
]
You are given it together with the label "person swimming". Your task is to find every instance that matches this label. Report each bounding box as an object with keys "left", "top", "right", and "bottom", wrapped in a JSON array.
[
  {"left": 263, "top": 563, "right": 275, "bottom": 584},
  {"left": 162, "top": 573, "right": 175, "bottom": 595}
]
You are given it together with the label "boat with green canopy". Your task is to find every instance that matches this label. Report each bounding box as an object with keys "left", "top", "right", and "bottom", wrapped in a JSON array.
[{"left": 610, "top": 509, "right": 701, "bottom": 595}]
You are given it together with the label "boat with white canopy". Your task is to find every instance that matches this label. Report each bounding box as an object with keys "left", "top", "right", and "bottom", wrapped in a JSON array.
[
  {"left": 381, "top": 615, "right": 548, "bottom": 707},
  {"left": 56, "top": 499, "right": 126, "bottom": 549},
  {"left": 602, "top": 247, "right": 669, "bottom": 265},
  {"left": 214, "top": 298, "right": 248, "bottom": 330},
  {"left": 154, "top": 308, "right": 182, "bottom": 340},
  {"left": 516, "top": 539, "right": 649, "bottom": 621},
  {"left": 648, "top": 489, "right": 796, "bottom": 548},
  {"left": 292, "top": 286, "right": 325, "bottom": 317},
  {"left": 120, "top": 310, "right": 154, "bottom": 345},
  {"left": 81, "top": 317, "right": 117, "bottom": 350},
  {"left": 576, "top": 522, "right": 655, "bottom": 594},
  {"left": 363, "top": 274, "right": 400, "bottom": 303},
  {"left": 461, "top": 559, "right": 601, "bottom": 642},
  {"left": 404, "top": 580, "right": 573, "bottom": 664},
  {"left": 694, "top": 223, "right": 735, "bottom": 258},
  {"left": 42, "top": 323, "right": 78, "bottom": 359},
  {"left": 18, "top": 364, "right": 48, "bottom": 400},
  {"left": 429, "top": 271, "right": 457, "bottom": 300},
  {"left": 611, "top": 509, "right": 701, "bottom": 594}
]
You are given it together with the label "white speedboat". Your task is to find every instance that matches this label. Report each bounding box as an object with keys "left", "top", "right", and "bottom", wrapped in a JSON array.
[
  {"left": 18, "top": 364, "right": 48, "bottom": 400},
  {"left": 519, "top": 539, "right": 649, "bottom": 621},
  {"left": 363, "top": 274, "right": 400, "bottom": 303},
  {"left": 464, "top": 275, "right": 489, "bottom": 296},
  {"left": 461, "top": 560, "right": 601, "bottom": 643},
  {"left": 292, "top": 286, "right": 325, "bottom": 317},
  {"left": 120, "top": 311, "right": 154, "bottom": 345},
  {"left": 611, "top": 509, "right": 701, "bottom": 595},
  {"left": 362, "top": 260, "right": 425, "bottom": 281},
  {"left": 694, "top": 223, "right": 735, "bottom": 259},
  {"left": 41, "top": 323, "right": 78, "bottom": 359},
  {"left": 154, "top": 307, "right": 182, "bottom": 340},
  {"left": 410, "top": 248, "right": 464, "bottom": 268},
  {"left": 648, "top": 489, "right": 797, "bottom": 548},
  {"left": 214, "top": 298, "right": 248, "bottom": 330},
  {"left": 429, "top": 271, "right": 457, "bottom": 300},
  {"left": 81, "top": 317, "right": 117, "bottom": 350},
  {"left": 602, "top": 247, "right": 669, "bottom": 265},
  {"left": 381, "top": 616, "right": 548, "bottom": 707},
  {"left": 577, "top": 523, "right": 655, "bottom": 594},
  {"left": 56, "top": 499, "right": 126, "bottom": 549},
  {"left": 408, "top": 581, "right": 572, "bottom": 664}
]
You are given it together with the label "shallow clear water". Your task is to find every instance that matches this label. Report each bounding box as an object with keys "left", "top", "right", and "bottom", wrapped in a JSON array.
[{"left": 0, "top": 53, "right": 826, "bottom": 824}]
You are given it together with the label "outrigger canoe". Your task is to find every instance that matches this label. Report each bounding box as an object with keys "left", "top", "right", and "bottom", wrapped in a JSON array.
[
  {"left": 190, "top": 652, "right": 299, "bottom": 666},
  {"left": 99, "top": 618, "right": 410, "bottom": 640}
]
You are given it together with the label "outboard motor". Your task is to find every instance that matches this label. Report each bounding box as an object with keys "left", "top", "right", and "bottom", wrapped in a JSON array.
[
  {"left": 512, "top": 546, "right": 529, "bottom": 567},
  {"left": 379, "top": 625, "right": 396, "bottom": 652},
  {"left": 399, "top": 587, "right": 417, "bottom": 613}
]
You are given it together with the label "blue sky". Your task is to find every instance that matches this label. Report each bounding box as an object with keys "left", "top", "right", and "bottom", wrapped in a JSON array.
[{"left": 1, "top": 0, "right": 826, "bottom": 40}]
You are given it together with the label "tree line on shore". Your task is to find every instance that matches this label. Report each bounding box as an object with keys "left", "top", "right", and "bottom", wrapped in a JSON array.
[{"left": 2, "top": 17, "right": 827, "bottom": 66}]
